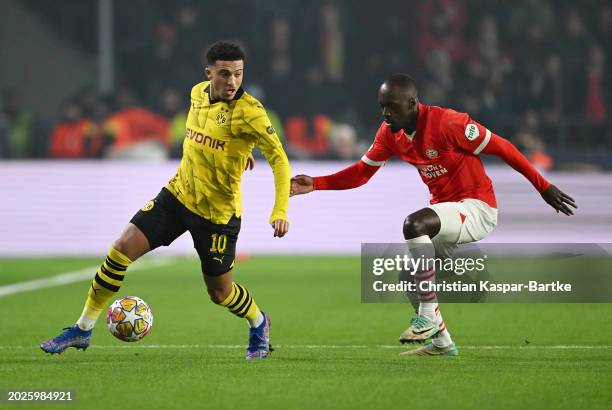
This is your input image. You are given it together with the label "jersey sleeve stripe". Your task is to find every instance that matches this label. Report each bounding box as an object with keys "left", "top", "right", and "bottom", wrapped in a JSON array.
[
  {"left": 361, "top": 155, "right": 385, "bottom": 166},
  {"left": 473, "top": 128, "right": 491, "bottom": 155}
]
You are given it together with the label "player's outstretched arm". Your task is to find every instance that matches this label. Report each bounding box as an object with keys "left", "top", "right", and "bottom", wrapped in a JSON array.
[
  {"left": 290, "top": 160, "right": 380, "bottom": 197},
  {"left": 290, "top": 122, "right": 390, "bottom": 196},
  {"left": 481, "top": 134, "right": 577, "bottom": 216},
  {"left": 290, "top": 175, "right": 314, "bottom": 196},
  {"left": 540, "top": 184, "right": 577, "bottom": 216}
]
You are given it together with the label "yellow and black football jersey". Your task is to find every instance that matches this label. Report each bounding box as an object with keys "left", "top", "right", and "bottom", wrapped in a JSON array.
[{"left": 166, "top": 81, "right": 290, "bottom": 225}]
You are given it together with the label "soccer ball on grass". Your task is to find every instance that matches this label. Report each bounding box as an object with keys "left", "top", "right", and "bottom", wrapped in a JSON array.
[{"left": 106, "top": 296, "right": 153, "bottom": 342}]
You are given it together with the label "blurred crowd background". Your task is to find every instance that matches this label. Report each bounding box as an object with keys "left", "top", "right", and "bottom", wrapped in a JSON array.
[{"left": 1, "top": 0, "right": 611, "bottom": 169}]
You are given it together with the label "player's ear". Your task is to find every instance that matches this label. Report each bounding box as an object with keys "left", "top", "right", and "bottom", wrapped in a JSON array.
[
  {"left": 204, "top": 66, "right": 212, "bottom": 79},
  {"left": 410, "top": 97, "right": 418, "bottom": 110}
]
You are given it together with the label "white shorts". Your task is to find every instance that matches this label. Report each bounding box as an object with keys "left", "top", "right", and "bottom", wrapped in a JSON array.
[{"left": 427, "top": 199, "right": 498, "bottom": 258}]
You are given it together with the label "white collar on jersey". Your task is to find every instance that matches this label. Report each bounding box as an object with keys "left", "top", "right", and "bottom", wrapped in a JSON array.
[{"left": 405, "top": 130, "right": 416, "bottom": 141}]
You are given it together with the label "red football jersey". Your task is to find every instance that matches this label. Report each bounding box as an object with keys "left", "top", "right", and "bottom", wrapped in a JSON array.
[{"left": 363, "top": 103, "right": 498, "bottom": 207}]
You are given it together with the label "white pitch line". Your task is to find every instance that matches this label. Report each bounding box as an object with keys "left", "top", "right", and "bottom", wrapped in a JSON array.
[
  {"left": 0, "top": 257, "right": 180, "bottom": 299},
  {"left": 1, "top": 344, "right": 611, "bottom": 350}
]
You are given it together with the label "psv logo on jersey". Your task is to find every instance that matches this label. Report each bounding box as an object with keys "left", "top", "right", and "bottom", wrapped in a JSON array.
[{"left": 426, "top": 148, "right": 438, "bottom": 159}]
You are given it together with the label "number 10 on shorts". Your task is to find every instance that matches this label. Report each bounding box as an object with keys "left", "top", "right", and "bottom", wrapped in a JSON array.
[{"left": 210, "top": 233, "right": 227, "bottom": 253}]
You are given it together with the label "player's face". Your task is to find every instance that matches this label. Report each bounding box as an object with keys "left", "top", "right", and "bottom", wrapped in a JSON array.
[
  {"left": 205, "top": 60, "right": 244, "bottom": 101},
  {"left": 378, "top": 84, "right": 418, "bottom": 132}
]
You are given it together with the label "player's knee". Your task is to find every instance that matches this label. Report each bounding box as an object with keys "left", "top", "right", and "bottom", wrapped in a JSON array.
[
  {"left": 403, "top": 215, "right": 431, "bottom": 239},
  {"left": 111, "top": 238, "right": 131, "bottom": 257},
  {"left": 207, "top": 286, "right": 230, "bottom": 304},
  {"left": 111, "top": 224, "right": 150, "bottom": 261}
]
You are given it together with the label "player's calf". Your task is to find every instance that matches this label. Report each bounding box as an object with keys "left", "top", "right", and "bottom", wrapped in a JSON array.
[{"left": 210, "top": 278, "right": 270, "bottom": 359}]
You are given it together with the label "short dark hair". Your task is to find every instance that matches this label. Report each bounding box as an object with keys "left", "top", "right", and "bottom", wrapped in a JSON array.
[
  {"left": 385, "top": 73, "right": 418, "bottom": 95},
  {"left": 206, "top": 41, "right": 246, "bottom": 65}
]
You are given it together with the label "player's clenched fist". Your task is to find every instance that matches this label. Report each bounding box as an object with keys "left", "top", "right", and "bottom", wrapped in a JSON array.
[
  {"left": 271, "top": 219, "right": 289, "bottom": 237},
  {"left": 290, "top": 175, "right": 314, "bottom": 196}
]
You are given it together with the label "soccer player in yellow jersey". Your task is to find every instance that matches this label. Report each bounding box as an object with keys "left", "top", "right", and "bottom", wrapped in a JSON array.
[{"left": 41, "top": 41, "right": 290, "bottom": 360}]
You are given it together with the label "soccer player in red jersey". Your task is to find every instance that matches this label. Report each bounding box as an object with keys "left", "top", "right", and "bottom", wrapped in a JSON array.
[{"left": 290, "top": 74, "right": 577, "bottom": 356}]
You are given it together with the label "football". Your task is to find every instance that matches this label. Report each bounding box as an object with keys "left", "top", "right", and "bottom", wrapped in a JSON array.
[{"left": 106, "top": 296, "right": 153, "bottom": 342}]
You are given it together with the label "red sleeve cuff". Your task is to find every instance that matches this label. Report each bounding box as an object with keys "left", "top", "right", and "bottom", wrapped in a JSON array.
[{"left": 537, "top": 179, "right": 551, "bottom": 193}]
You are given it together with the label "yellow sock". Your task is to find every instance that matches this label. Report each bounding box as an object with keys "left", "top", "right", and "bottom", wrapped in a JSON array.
[
  {"left": 76, "top": 247, "right": 132, "bottom": 330},
  {"left": 219, "top": 282, "right": 263, "bottom": 327}
]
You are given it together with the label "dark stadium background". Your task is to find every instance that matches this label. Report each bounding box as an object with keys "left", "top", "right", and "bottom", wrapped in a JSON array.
[{"left": 2, "top": 0, "right": 611, "bottom": 165}]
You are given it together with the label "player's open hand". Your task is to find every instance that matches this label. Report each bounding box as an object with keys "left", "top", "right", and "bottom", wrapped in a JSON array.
[
  {"left": 541, "top": 184, "right": 577, "bottom": 215},
  {"left": 290, "top": 175, "right": 314, "bottom": 196},
  {"left": 271, "top": 219, "right": 289, "bottom": 237},
  {"left": 245, "top": 153, "right": 255, "bottom": 171}
]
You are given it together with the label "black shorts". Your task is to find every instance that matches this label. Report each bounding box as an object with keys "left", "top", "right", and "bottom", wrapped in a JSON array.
[{"left": 130, "top": 188, "right": 241, "bottom": 276}]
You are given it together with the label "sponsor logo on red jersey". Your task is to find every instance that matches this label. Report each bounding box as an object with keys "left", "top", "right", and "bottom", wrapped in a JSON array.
[
  {"left": 418, "top": 164, "right": 448, "bottom": 179},
  {"left": 465, "top": 124, "right": 479, "bottom": 141}
]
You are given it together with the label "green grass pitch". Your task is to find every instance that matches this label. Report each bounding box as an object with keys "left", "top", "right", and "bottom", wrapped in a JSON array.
[{"left": 1, "top": 256, "right": 611, "bottom": 409}]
